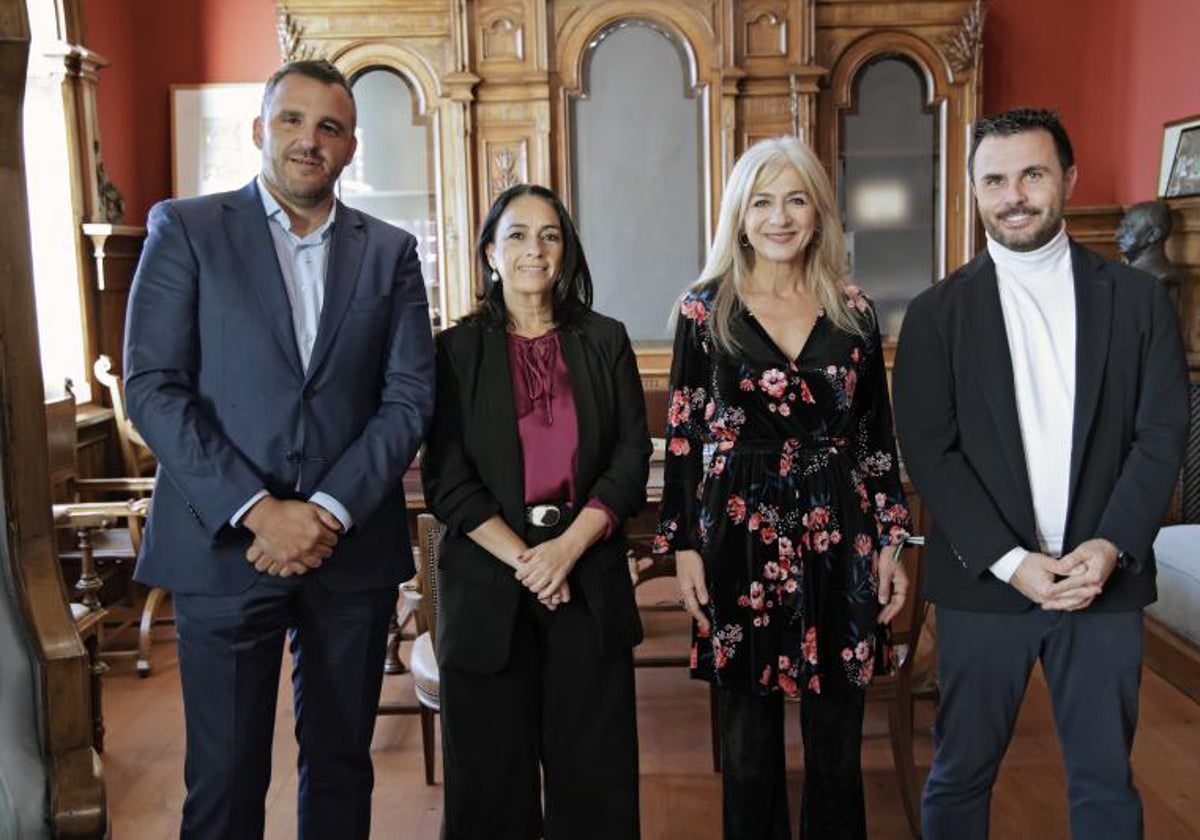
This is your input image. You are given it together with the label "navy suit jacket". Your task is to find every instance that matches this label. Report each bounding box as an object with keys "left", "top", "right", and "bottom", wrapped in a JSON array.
[
  {"left": 124, "top": 180, "right": 434, "bottom": 595},
  {"left": 893, "top": 240, "right": 1188, "bottom": 613}
]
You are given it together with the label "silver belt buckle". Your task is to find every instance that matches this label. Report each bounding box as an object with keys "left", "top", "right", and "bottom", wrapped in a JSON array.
[{"left": 528, "top": 503, "right": 562, "bottom": 527}]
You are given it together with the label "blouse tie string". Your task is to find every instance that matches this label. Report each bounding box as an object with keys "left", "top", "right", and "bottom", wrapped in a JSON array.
[{"left": 512, "top": 331, "right": 558, "bottom": 426}]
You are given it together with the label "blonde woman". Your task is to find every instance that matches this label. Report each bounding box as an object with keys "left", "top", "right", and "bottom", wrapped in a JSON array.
[{"left": 655, "top": 137, "right": 912, "bottom": 839}]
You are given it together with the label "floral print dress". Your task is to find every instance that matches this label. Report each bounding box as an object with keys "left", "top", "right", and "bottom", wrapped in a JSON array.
[{"left": 655, "top": 283, "right": 911, "bottom": 697}]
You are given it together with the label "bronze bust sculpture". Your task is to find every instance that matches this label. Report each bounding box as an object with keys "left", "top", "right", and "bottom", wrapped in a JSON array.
[{"left": 1116, "top": 199, "right": 1180, "bottom": 306}]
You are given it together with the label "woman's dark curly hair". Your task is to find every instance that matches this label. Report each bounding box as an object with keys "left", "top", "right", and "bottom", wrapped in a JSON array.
[{"left": 466, "top": 184, "right": 593, "bottom": 329}]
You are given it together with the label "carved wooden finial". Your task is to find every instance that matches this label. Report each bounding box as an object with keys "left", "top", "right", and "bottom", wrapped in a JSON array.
[
  {"left": 942, "top": 0, "right": 987, "bottom": 75},
  {"left": 276, "top": 7, "right": 322, "bottom": 63}
]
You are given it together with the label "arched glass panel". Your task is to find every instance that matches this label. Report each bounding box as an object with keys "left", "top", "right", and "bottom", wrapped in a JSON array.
[
  {"left": 839, "top": 57, "right": 940, "bottom": 341},
  {"left": 570, "top": 21, "right": 704, "bottom": 342},
  {"left": 342, "top": 68, "right": 441, "bottom": 326}
]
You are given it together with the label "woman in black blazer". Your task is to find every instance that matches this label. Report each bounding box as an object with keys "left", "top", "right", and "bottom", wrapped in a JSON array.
[{"left": 422, "top": 184, "right": 651, "bottom": 840}]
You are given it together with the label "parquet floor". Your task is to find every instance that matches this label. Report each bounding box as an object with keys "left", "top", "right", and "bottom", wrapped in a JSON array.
[{"left": 100, "top": 586, "right": 1200, "bottom": 838}]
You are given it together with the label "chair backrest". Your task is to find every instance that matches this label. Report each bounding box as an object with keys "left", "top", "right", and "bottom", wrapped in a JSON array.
[
  {"left": 94, "top": 354, "right": 155, "bottom": 476},
  {"left": 888, "top": 535, "right": 928, "bottom": 671},
  {"left": 45, "top": 385, "right": 77, "bottom": 503},
  {"left": 416, "top": 513, "right": 445, "bottom": 642}
]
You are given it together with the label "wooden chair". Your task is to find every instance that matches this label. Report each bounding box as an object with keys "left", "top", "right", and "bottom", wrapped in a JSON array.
[
  {"left": 376, "top": 513, "right": 442, "bottom": 785},
  {"left": 51, "top": 498, "right": 149, "bottom": 750},
  {"left": 626, "top": 533, "right": 724, "bottom": 773},
  {"left": 409, "top": 514, "right": 443, "bottom": 784},
  {"left": 46, "top": 384, "right": 151, "bottom": 744},
  {"left": 865, "top": 534, "right": 932, "bottom": 839},
  {"left": 94, "top": 354, "right": 156, "bottom": 477},
  {"left": 92, "top": 354, "right": 168, "bottom": 676}
]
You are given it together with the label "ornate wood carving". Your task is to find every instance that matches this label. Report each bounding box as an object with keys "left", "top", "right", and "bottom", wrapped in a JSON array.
[
  {"left": 481, "top": 13, "right": 524, "bottom": 62},
  {"left": 276, "top": 8, "right": 323, "bottom": 61},
  {"left": 942, "top": 0, "right": 986, "bottom": 76},
  {"left": 745, "top": 8, "right": 787, "bottom": 58},
  {"left": 817, "top": 2, "right": 984, "bottom": 276},
  {"left": 268, "top": 0, "right": 980, "bottom": 339},
  {"left": 486, "top": 140, "right": 528, "bottom": 198}
]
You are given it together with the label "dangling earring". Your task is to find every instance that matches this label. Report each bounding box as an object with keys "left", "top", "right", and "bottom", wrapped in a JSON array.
[
  {"left": 738, "top": 232, "right": 751, "bottom": 249},
  {"left": 812, "top": 227, "right": 823, "bottom": 245},
  {"left": 490, "top": 268, "right": 500, "bottom": 282}
]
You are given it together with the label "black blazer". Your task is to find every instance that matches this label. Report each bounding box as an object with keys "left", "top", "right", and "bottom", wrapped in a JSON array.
[
  {"left": 893, "top": 240, "right": 1189, "bottom": 613},
  {"left": 422, "top": 311, "right": 652, "bottom": 673}
]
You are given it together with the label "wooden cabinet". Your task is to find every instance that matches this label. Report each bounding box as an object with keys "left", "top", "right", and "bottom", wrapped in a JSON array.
[{"left": 278, "top": 0, "right": 984, "bottom": 344}]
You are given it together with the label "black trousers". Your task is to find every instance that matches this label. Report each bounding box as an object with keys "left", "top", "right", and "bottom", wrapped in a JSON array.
[
  {"left": 174, "top": 576, "right": 396, "bottom": 840},
  {"left": 923, "top": 606, "right": 1143, "bottom": 839},
  {"left": 440, "top": 583, "right": 640, "bottom": 840},
  {"left": 718, "top": 681, "right": 868, "bottom": 840}
]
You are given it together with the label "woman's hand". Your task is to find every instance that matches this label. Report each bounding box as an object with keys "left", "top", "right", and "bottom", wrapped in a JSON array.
[
  {"left": 877, "top": 543, "right": 910, "bottom": 625},
  {"left": 675, "top": 549, "right": 711, "bottom": 633},
  {"left": 538, "top": 580, "right": 572, "bottom": 611},
  {"left": 514, "top": 535, "right": 584, "bottom": 599}
]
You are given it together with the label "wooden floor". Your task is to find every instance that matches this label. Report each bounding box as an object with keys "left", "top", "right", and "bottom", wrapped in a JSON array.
[{"left": 102, "top": 590, "right": 1200, "bottom": 839}]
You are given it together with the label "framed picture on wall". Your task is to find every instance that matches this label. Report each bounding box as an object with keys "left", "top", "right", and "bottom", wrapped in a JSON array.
[
  {"left": 170, "top": 83, "right": 263, "bottom": 197},
  {"left": 1158, "top": 113, "right": 1200, "bottom": 198}
]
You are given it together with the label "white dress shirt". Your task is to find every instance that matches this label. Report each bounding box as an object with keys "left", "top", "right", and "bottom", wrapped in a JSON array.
[
  {"left": 229, "top": 179, "right": 352, "bottom": 531},
  {"left": 987, "top": 224, "right": 1075, "bottom": 582}
]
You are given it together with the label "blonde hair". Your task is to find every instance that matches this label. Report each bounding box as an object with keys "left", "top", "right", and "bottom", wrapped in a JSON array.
[{"left": 691, "top": 136, "right": 866, "bottom": 352}]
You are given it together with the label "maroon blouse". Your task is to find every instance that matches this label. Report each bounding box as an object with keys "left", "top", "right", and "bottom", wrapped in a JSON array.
[{"left": 507, "top": 330, "right": 615, "bottom": 535}]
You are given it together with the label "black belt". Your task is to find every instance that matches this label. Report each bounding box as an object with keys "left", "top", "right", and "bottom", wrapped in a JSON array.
[{"left": 525, "top": 502, "right": 570, "bottom": 527}]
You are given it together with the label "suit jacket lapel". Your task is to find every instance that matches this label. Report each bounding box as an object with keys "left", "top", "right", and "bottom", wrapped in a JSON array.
[
  {"left": 480, "top": 326, "right": 526, "bottom": 524},
  {"left": 225, "top": 181, "right": 303, "bottom": 377},
  {"left": 305, "top": 201, "right": 365, "bottom": 384},
  {"left": 560, "top": 328, "right": 599, "bottom": 506},
  {"left": 965, "top": 255, "right": 1038, "bottom": 529},
  {"left": 1066, "top": 241, "right": 1113, "bottom": 513}
]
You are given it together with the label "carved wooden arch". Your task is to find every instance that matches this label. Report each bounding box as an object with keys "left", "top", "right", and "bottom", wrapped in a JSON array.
[
  {"left": 555, "top": 2, "right": 716, "bottom": 97},
  {"left": 327, "top": 41, "right": 455, "bottom": 325},
  {"left": 828, "top": 30, "right": 951, "bottom": 114},
  {"left": 553, "top": 2, "right": 718, "bottom": 224},
  {"left": 332, "top": 41, "right": 440, "bottom": 119},
  {"left": 821, "top": 28, "right": 980, "bottom": 277}
]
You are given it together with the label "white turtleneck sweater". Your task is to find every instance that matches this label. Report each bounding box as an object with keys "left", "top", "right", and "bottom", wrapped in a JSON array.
[{"left": 987, "top": 224, "right": 1076, "bottom": 582}]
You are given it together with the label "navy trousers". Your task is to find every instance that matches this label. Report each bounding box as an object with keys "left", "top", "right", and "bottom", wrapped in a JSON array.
[
  {"left": 923, "top": 606, "right": 1144, "bottom": 839},
  {"left": 174, "top": 576, "right": 396, "bottom": 840}
]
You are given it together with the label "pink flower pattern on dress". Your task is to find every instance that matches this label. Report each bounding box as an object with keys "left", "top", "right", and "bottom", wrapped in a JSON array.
[{"left": 658, "top": 286, "right": 910, "bottom": 697}]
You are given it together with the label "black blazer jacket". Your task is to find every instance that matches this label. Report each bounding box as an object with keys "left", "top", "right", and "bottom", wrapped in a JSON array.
[
  {"left": 422, "top": 311, "right": 652, "bottom": 673},
  {"left": 893, "top": 240, "right": 1189, "bottom": 613}
]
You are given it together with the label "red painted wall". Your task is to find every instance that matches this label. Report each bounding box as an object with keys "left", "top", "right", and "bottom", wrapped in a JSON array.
[
  {"left": 984, "top": 0, "right": 1200, "bottom": 206},
  {"left": 86, "top": 0, "right": 1200, "bottom": 222},
  {"left": 84, "top": 0, "right": 279, "bottom": 224}
]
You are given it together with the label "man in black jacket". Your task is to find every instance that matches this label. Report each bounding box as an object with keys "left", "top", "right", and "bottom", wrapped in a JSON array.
[{"left": 893, "top": 109, "right": 1188, "bottom": 839}]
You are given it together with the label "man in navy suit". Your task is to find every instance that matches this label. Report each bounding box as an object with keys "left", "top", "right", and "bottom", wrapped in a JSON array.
[
  {"left": 124, "top": 60, "right": 434, "bottom": 839},
  {"left": 894, "top": 109, "right": 1188, "bottom": 839}
]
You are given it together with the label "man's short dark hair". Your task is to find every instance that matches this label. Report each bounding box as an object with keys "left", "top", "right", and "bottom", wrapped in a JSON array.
[
  {"left": 969, "top": 108, "right": 1074, "bottom": 177},
  {"left": 262, "top": 60, "right": 356, "bottom": 121}
]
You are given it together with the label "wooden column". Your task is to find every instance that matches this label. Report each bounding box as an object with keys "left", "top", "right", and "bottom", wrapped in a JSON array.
[{"left": 0, "top": 0, "right": 106, "bottom": 835}]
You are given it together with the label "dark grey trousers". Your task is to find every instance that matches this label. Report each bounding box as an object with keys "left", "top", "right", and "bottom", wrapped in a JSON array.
[{"left": 923, "top": 606, "right": 1144, "bottom": 839}]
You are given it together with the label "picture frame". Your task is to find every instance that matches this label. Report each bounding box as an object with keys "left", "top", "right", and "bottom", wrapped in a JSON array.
[
  {"left": 1158, "top": 113, "right": 1200, "bottom": 198},
  {"left": 170, "top": 83, "right": 263, "bottom": 197}
]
